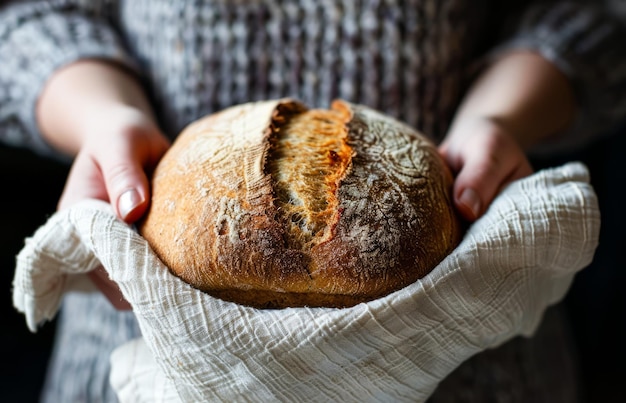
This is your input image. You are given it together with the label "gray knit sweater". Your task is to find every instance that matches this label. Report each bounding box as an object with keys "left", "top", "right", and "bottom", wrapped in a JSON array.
[
  {"left": 1, "top": 1, "right": 625, "bottom": 402},
  {"left": 1, "top": 0, "right": 625, "bottom": 158}
]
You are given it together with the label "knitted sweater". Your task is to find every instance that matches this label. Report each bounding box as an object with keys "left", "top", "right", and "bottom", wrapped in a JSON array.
[
  {"left": 0, "top": 1, "right": 625, "bottom": 402},
  {"left": 1, "top": 0, "right": 625, "bottom": 159}
]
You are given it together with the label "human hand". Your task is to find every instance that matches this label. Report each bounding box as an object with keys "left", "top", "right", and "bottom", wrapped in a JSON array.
[
  {"left": 56, "top": 105, "right": 169, "bottom": 310},
  {"left": 54, "top": 104, "right": 169, "bottom": 310},
  {"left": 438, "top": 51, "right": 575, "bottom": 222},
  {"left": 37, "top": 60, "right": 170, "bottom": 309},
  {"left": 438, "top": 117, "right": 533, "bottom": 222},
  {"left": 56, "top": 104, "right": 170, "bottom": 222}
]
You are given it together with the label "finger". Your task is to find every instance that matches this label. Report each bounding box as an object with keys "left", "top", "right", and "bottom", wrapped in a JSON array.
[
  {"left": 98, "top": 127, "right": 169, "bottom": 223},
  {"left": 105, "top": 159, "right": 150, "bottom": 223},
  {"left": 452, "top": 143, "right": 529, "bottom": 221},
  {"left": 88, "top": 266, "right": 132, "bottom": 310}
]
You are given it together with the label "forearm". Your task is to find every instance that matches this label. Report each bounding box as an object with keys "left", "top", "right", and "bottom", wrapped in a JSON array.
[
  {"left": 37, "top": 60, "right": 156, "bottom": 156},
  {"left": 449, "top": 50, "right": 576, "bottom": 149},
  {"left": 0, "top": 2, "right": 139, "bottom": 158},
  {"left": 485, "top": 1, "right": 626, "bottom": 149}
]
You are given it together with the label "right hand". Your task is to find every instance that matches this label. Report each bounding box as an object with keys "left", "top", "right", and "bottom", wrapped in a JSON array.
[
  {"left": 57, "top": 104, "right": 169, "bottom": 310},
  {"left": 56, "top": 104, "right": 170, "bottom": 223}
]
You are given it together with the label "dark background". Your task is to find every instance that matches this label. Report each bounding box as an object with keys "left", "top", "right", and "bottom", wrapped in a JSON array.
[
  {"left": 0, "top": 145, "right": 67, "bottom": 403},
  {"left": 537, "top": 126, "right": 626, "bottom": 403},
  {"left": 0, "top": 126, "right": 624, "bottom": 402}
]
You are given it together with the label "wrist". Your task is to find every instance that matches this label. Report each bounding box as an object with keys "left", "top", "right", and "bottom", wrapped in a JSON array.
[
  {"left": 76, "top": 103, "right": 160, "bottom": 150},
  {"left": 37, "top": 59, "right": 155, "bottom": 155},
  {"left": 452, "top": 51, "right": 576, "bottom": 149}
]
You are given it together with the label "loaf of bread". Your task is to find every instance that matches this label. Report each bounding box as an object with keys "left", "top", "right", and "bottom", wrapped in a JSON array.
[{"left": 138, "top": 99, "right": 461, "bottom": 308}]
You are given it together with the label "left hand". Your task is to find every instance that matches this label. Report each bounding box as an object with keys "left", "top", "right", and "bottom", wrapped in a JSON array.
[
  {"left": 438, "top": 51, "right": 576, "bottom": 222},
  {"left": 439, "top": 116, "right": 533, "bottom": 222}
]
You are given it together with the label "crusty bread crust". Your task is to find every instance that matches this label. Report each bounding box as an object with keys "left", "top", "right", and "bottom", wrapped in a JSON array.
[{"left": 138, "top": 99, "right": 461, "bottom": 308}]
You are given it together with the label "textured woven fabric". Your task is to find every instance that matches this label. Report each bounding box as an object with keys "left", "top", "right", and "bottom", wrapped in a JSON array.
[{"left": 13, "top": 162, "right": 599, "bottom": 402}]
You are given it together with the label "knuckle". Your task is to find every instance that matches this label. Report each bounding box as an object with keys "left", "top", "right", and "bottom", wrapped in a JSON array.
[{"left": 105, "top": 163, "right": 138, "bottom": 191}]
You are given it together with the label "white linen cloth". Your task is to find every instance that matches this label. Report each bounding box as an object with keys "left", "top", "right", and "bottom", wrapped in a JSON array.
[{"left": 13, "top": 162, "right": 600, "bottom": 402}]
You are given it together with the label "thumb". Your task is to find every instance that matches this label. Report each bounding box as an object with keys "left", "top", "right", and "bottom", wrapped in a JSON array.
[
  {"left": 107, "top": 162, "right": 150, "bottom": 224},
  {"left": 444, "top": 135, "right": 532, "bottom": 222},
  {"left": 58, "top": 140, "right": 157, "bottom": 223},
  {"left": 98, "top": 128, "right": 169, "bottom": 223},
  {"left": 449, "top": 149, "right": 503, "bottom": 222}
]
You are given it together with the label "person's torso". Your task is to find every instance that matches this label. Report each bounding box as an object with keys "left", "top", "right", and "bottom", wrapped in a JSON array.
[{"left": 104, "top": 0, "right": 496, "bottom": 140}]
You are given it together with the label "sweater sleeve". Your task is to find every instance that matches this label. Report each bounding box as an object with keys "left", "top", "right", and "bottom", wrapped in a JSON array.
[
  {"left": 0, "top": 1, "right": 139, "bottom": 160},
  {"left": 492, "top": 0, "right": 626, "bottom": 152}
]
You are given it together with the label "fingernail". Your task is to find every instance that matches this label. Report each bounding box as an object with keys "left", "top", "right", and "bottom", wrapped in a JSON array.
[
  {"left": 459, "top": 188, "right": 481, "bottom": 219},
  {"left": 118, "top": 189, "right": 144, "bottom": 221}
]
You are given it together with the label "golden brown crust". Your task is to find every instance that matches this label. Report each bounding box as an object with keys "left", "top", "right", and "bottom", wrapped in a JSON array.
[{"left": 138, "top": 99, "right": 461, "bottom": 308}]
